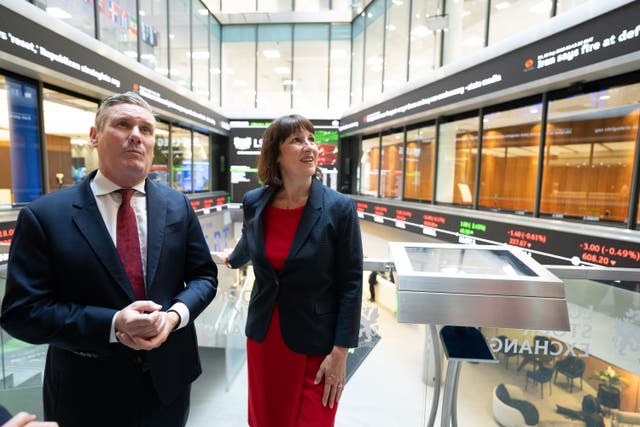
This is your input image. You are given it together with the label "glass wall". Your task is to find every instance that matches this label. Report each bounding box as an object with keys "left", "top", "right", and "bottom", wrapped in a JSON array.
[
  {"left": 222, "top": 26, "right": 257, "bottom": 109},
  {"left": 42, "top": 89, "right": 98, "bottom": 192},
  {"left": 0, "top": 76, "right": 43, "bottom": 204},
  {"left": 436, "top": 115, "right": 479, "bottom": 206},
  {"left": 442, "top": 0, "right": 487, "bottom": 66},
  {"left": 169, "top": 0, "right": 192, "bottom": 88},
  {"left": 171, "top": 126, "right": 193, "bottom": 192},
  {"left": 479, "top": 102, "right": 542, "bottom": 213},
  {"left": 404, "top": 124, "right": 435, "bottom": 202},
  {"left": 351, "top": 14, "right": 365, "bottom": 106},
  {"left": 363, "top": 0, "right": 385, "bottom": 102},
  {"left": 359, "top": 135, "right": 380, "bottom": 197},
  {"left": 151, "top": 121, "right": 171, "bottom": 187},
  {"left": 488, "top": 0, "right": 550, "bottom": 45},
  {"left": 295, "top": 0, "right": 330, "bottom": 12},
  {"left": 258, "top": 0, "right": 291, "bottom": 12},
  {"left": 556, "top": 0, "right": 590, "bottom": 14},
  {"left": 36, "top": 0, "right": 95, "bottom": 38},
  {"left": 380, "top": 130, "right": 404, "bottom": 199},
  {"left": 329, "top": 24, "right": 351, "bottom": 112},
  {"left": 98, "top": 0, "right": 137, "bottom": 58},
  {"left": 383, "top": 0, "right": 410, "bottom": 93},
  {"left": 408, "top": 0, "right": 442, "bottom": 81},
  {"left": 293, "top": 24, "right": 329, "bottom": 110},
  {"left": 541, "top": 84, "right": 640, "bottom": 223},
  {"left": 192, "top": 0, "right": 210, "bottom": 100},
  {"left": 139, "top": 0, "right": 169, "bottom": 76},
  {"left": 210, "top": 16, "right": 222, "bottom": 107},
  {"left": 256, "top": 25, "right": 292, "bottom": 110},
  {"left": 193, "top": 131, "right": 211, "bottom": 192}
]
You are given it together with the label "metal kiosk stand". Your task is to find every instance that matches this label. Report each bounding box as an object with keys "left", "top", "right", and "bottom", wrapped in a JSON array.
[{"left": 388, "top": 243, "right": 571, "bottom": 427}]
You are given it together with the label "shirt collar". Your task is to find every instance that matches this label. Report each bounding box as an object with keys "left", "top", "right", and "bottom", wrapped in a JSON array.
[{"left": 92, "top": 170, "right": 147, "bottom": 196}]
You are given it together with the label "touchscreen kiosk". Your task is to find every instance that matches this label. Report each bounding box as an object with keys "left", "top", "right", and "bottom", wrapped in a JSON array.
[{"left": 390, "top": 243, "right": 570, "bottom": 331}]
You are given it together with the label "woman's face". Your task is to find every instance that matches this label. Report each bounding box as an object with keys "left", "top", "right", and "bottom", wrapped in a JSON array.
[{"left": 277, "top": 128, "right": 318, "bottom": 183}]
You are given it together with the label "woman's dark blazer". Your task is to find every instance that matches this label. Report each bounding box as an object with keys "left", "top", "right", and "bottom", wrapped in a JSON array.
[{"left": 228, "top": 178, "right": 363, "bottom": 355}]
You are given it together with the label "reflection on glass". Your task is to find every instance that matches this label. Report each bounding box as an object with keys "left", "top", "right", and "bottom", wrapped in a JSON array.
[
  {"left": 295, "top": 0, "right": 329, "bottom": 11},
  {"left": 380, "top": 131, "right": 403, "bottom": 199},
  {"left": 257, "top": 25, "right": 292, "bottom": 110},
  {"left": 359, "top": 135, "right": 379, "bottom": 197},
  {"left": 443, "top": 0, "right": 487, "bottom": 65},
  {"left": 139, "top": 0, "right": 169, "bottom": 76},
  {"left": 172, "top": 126, "right": 192, "bottom": 192},
  {"left": 192, "top": 0, "right": 210, "bottom": 101},
  {"left": 36, "top": 0, "right": 95, "bottom": 37},
  {"left": 258, "top": 0, "right": 291, "bottom": 12},
  {"left": 436, "top": 116, "right": 479, "bottom": 206},
  {"left": 383, "top": 0, "right": 409, "bottom": 92},
  {"left": 363, "top": 0, "right": 384, "bottom": 102},
  {"left": 329, "top": 24, "right": 351, "bottom": 112},
  {"left": 556, "top": 0, "right": 590, "bottom": 14},
  {"left": 293, "top": 24, "right": 329, "bottom": 110},
  {"left": 409, "top": 0, "right": 441, "bottom": 81},
  {"left": 541, "top": 84, "right": 639, "bottom": 223},
  {"left": 405, "top": 247, "right": 536, "bottom": 276},
  {"left": 488, "top": 0, "right": 549, "bottom": 45},
  {"left": 193, "top": 131, "right": 211, "bottom": 192},
  {"left": 479, "top": 103, "right": 542, "bottom": 213},
  {"left": 222, "top": 26, "right": 256, "bottom": 108},
  {"left": 151, "top": 121, "right": 170, "bottom": 186},
  {"left": 99, "top": 0, "right": 137, "bottom": 58},
  {"left": 351, "top": 14, "right": 365, "bottom": 106},
  {"left": 42, "top": 89, "right": 98, "bottom": 193},
  {"left": 169, "top": 0, "right": 192, "bottom": 89},
  {"left": 221, "top": 0, "right": 255, "bottom": 12},
  {"left": 405, "top": 125, "right": 435, "bottom": 202}
]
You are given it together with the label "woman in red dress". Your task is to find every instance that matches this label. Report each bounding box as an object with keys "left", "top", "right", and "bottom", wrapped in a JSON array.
[{"left": 225, "top": 115, "right": 363, "bottom": 426}]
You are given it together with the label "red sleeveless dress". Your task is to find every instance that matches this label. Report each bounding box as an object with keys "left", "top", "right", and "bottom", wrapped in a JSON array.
[{"left": 247, "top": 205, "right": 339, "bottom": 427}]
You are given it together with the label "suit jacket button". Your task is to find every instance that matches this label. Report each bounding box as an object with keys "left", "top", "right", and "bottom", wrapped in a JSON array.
[{"left": 274, "top": 279, "right": 279, "bottom": 286}]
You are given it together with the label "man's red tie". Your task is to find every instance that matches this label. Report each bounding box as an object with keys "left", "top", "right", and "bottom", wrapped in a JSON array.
[{"left": 117, "top": 189, "right": 146, "bottom": 300}]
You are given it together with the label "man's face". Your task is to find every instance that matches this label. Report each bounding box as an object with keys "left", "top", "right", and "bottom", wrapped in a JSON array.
[{"left": 90, "top": 103, "right": 155, "bottom": 187}]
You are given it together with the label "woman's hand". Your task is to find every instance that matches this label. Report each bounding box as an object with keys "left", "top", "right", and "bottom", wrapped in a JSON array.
[{"left": 314, "top": 346, "right": 348, "bottom": 409}]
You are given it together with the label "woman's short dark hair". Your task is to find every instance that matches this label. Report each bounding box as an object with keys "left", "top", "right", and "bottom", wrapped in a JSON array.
[{"left": 257, "top": 114, "right": 321, "bottom": 187}]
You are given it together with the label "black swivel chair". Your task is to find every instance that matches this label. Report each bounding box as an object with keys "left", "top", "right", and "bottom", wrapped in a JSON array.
[
  {"left": 496, "top": 335, "right": 520, "bottom": 369},
  {"left": 553, "top": 356, "right": 586, "bottom": 393}
]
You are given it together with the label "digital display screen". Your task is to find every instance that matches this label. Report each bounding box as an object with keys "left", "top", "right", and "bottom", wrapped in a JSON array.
[{"left": 405, "top": 247, "right": 537, "bottom": 276}]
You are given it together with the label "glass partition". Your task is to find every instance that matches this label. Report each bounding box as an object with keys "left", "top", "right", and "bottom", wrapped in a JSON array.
[
  {"left": 42, "top": 89, "right": 98, "bottom": 192},
  {"left": 436, "top": 115, "right": 479, "bottom": 206},
  {"left": 380, "top": 130, "right": 404, "bottom": 199},
  {"left": 193, "top": 131, "right": 211, "bottom": 192},
  {"left": 98, "top": 0, "right": 137, "bottom": 58},
  {"left": 383, "top": 0, "right": 409, "bottom": 93},
  {"left": 359, "top": 135, "right": 380, "bottom": 197},
  {"left": 541, "top": 83, "right": 640, "bottom": 223},
  {"left": 210, "top": 16, "right": 222, "bottom": 107},
  {"left": 171, "top": 126, "right": 193, "bottom": 192},
  {"left": 488, "top": 0, "right": 550, "bottom": 45},
  {"left": 192, "top": 0, "right": 210, "bottom": 100},
  {"left": 329, "top": 24, "right": 351, "bottom": 112},
  {"left": 479, "top": 102, "right": 542, "bottom": 213},
  {"left": 257, "top": 25, "right": 293, "bottom": 111},
  {"left": 169, "top": 0, "right": 192, "bottom": 89},
  {"left": 404, "top": 124, "right": 435, "bottom": 202},
  {"left": 442, "top": 0, "right": 487, "bottom": 66},
  {"left": 36, "top": 0, "right": 95, "bottom": 38},
  {"left": 351, "top": 14, "right": 365, "bottom": 106},
  {"left": 222, "top": 26, "right": 257, "bottom": 109},
  {"left": 363, "top": 0, "right": 385, "bottom": 102},
  {"left": 151, "top": 121, "right": 170, "bottom": 186},
  {"left": 139, "top": 0, "right": 169, "bottom": 76},
  {"left": 408, "top": 0, "right": 441, "bottom": 81},
  {"left": 293, "top": 24, "right": 329, "bottom": 111}
]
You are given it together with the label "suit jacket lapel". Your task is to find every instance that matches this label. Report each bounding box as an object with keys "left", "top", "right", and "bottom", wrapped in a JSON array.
[
  {"left": 72, "top": 173, "right": 136, "bottom": 300},
  {"left": 145, "top": 179, "right": 167, "bottom": 290},
  {"left": 286, "top": 178, "right": 322, "bottom": 260}
]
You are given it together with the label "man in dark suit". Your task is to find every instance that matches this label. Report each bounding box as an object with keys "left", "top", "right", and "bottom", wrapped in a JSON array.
[{"left": 0, "top": 92, "right": 218, "bottom": 427}]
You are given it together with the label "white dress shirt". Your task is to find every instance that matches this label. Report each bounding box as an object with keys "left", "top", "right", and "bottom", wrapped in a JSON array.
[{"left": 90, "top": 171, "right": 189, "bottom": 342}]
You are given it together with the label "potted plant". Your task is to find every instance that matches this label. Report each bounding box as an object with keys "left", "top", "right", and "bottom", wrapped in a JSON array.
[{"left": 592, "top": 366, "right": 625, "bottom": 409}]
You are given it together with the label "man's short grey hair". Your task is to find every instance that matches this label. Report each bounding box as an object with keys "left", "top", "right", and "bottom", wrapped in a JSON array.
[{"left": 94, "top": 91, "right": 154, "bottom": 131}]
